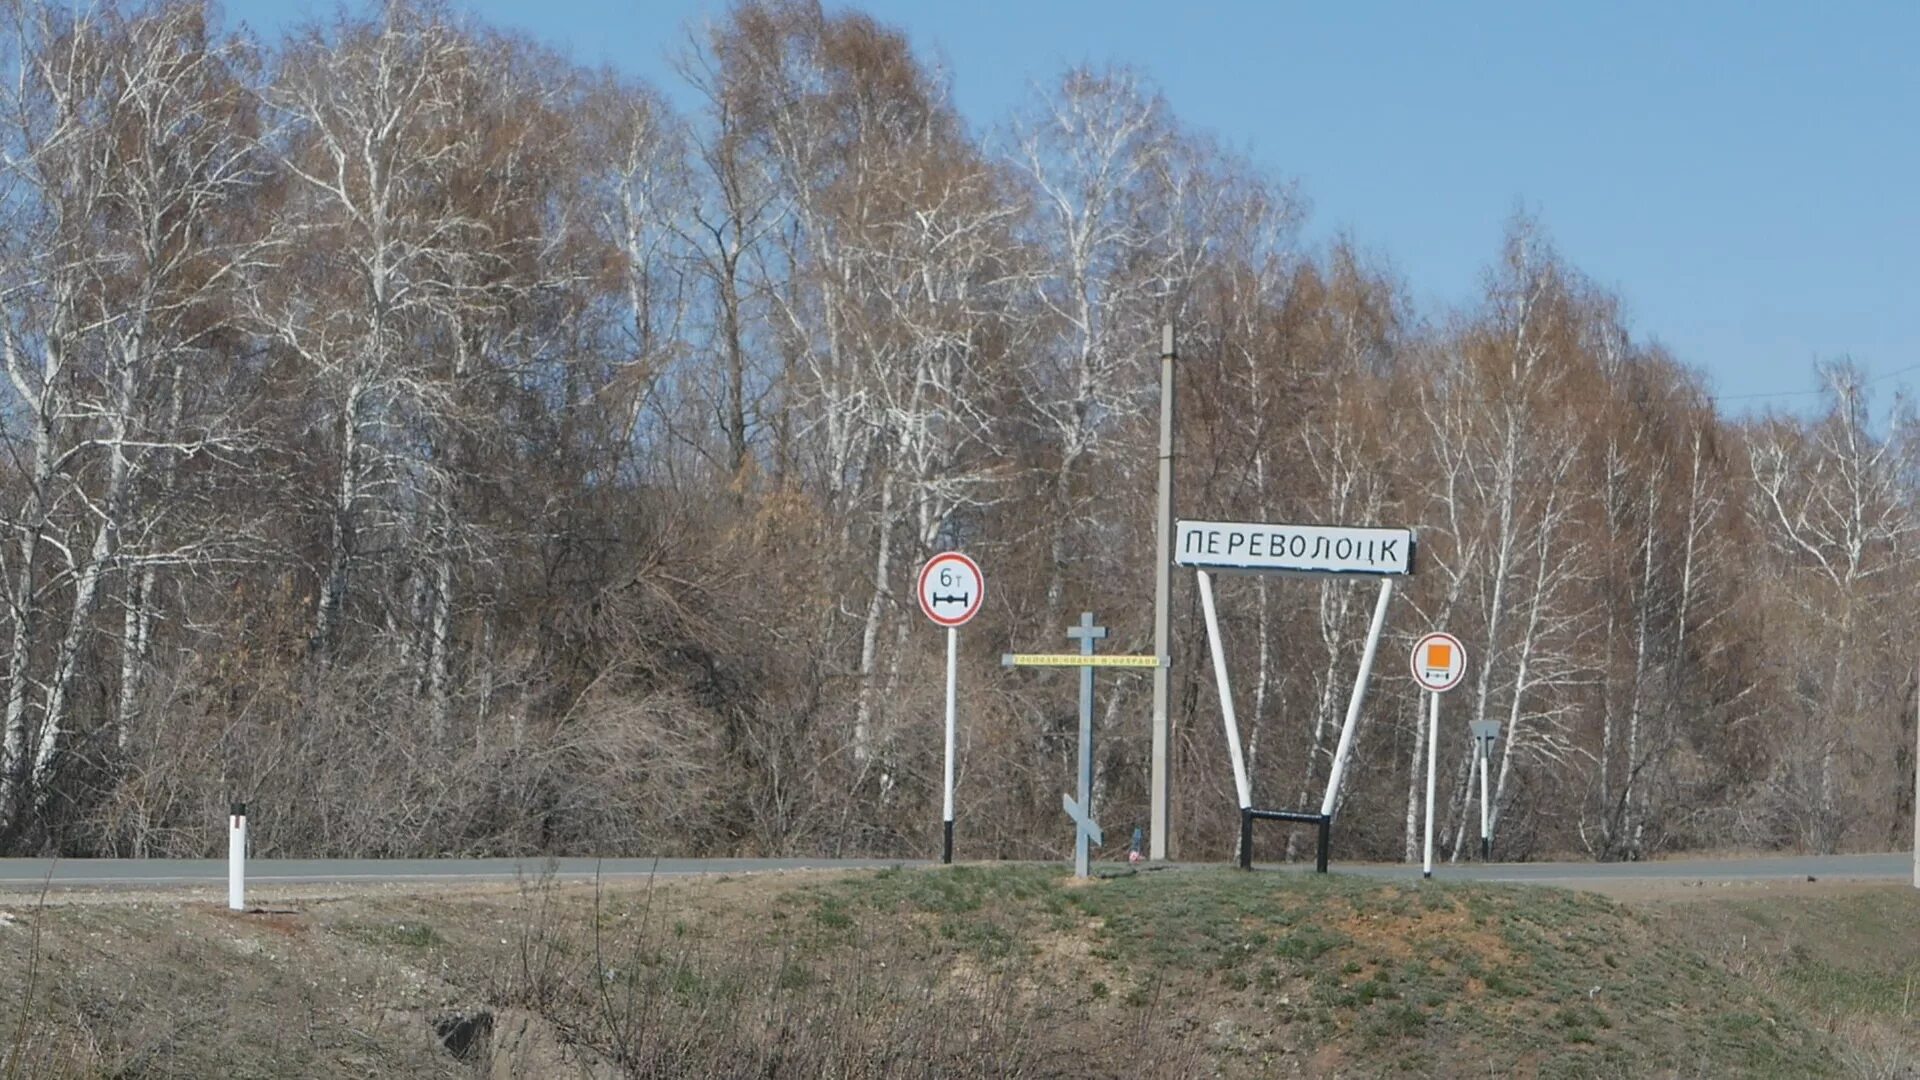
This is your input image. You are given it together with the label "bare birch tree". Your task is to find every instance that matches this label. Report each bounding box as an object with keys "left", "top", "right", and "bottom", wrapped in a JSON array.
[
  {"left": 0, "top": 0, "right": 263, "bottom": 831},
  {"left": 1747, "top": 363, "right": 1917, "bottom": 850},
  {"left": 1012, "top": 66, "right": 1172, "bottom": 622}
]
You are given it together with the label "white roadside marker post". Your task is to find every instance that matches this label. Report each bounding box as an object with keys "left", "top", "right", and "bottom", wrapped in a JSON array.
[
  {"left": 917, "top": 552, "right": 984, "bottom": 865},
  {"left": 228, "top": 801, "right": 247, "bottom": 911},
  {"left": 1410, "top": 632, "right": 1466, "bottom": 880}
]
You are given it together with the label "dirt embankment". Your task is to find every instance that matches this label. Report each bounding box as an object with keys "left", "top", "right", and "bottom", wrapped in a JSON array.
[{"left": 1, "top": 866, "right": 1914, "bottom": 1078}]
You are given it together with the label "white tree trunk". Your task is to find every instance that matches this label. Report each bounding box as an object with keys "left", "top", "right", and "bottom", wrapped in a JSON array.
[
  {"left": 32, "top": 357, "right": 135, "bottom": 793},
  {"left": 1403, "top": 692, "right": 1426, "bottom": 862},
  {"left": 854, "top": 466, "right": 901, "bottom": 764},
  {"left": 429, "top": 551, "right": 453, "bottom": 744},
  {"left": 312, "top": 378, "right": 368, "bottom": 654}
]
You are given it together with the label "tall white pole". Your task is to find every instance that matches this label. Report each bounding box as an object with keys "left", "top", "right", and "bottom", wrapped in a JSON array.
[
  {"left": 1321, "top": 577, "right": 1394, "bottom": 817},
  {"left": 943, "top": 626, "right": 958, "bottom": 864},
  {"left": 228, "top": 802, "right": 247, "bottom": 911},
  {"left": 1197, "top": 571, "right": 1251, "bottom": 809},
  {"left": 1423, "top": 693, "right": 1438, "bottom": 879},
  {"left": 1150, "top": 322, "right": 1175, "bottom": 860},
  {"left": 1478, "top": 743, "right": 1491, "bottom": 860}
]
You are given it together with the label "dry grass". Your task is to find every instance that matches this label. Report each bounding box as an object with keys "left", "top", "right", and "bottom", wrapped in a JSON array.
[
  {"left": 1654, "top": 885, "right": 1920, "bottom": 1080},
  {"left": 4, "top": 865, "right": 1913, "bottom": 1078}
]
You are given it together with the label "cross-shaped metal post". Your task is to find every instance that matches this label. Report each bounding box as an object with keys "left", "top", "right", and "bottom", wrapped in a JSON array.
[
  {"left": 1063, "top": 612, "right": 1108, "bottom": 878},
  {"left": 1005, "top": 612, "right": 1157, "bottom": 878}
]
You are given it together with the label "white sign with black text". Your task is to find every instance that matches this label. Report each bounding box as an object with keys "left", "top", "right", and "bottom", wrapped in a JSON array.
[{"left": 1175, "top": 520, "right": 1414, "bottom": 577}]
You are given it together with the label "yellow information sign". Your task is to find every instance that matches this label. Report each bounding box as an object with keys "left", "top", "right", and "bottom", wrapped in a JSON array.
[{"left": 1001, "top": 653, "right": 1163, "bottom": 669}]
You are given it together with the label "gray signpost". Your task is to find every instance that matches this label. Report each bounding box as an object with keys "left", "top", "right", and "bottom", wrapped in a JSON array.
[
  {"left": 1006, "top": 612, "right": 1160, "bottom": 878},
  {"left": 1469, "top": 719, "right": 1500, "bottom": 860}
]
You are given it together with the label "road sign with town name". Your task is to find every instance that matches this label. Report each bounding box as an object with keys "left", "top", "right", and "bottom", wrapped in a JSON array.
[{"left": 1175, "top": 519, "right": 1415, "bottom": 576}]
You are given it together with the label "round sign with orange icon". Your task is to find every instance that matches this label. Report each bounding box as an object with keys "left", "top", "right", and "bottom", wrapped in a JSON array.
[{"left": 1410, "top": 632, "right": 1466, "bottom": 693}]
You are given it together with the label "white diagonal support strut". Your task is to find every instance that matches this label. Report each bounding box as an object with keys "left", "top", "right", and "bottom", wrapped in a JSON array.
[
  {"left": 1320, "top": 576, "right": 1394, "bottom": 818},
  {"left": 1197, "top": 570, "right": 1252, "bottom": 810}
]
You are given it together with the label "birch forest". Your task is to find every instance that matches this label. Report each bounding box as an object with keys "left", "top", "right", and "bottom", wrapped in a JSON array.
[{"left": 1, "top": 0, "right": 1914, "bottom": 863}]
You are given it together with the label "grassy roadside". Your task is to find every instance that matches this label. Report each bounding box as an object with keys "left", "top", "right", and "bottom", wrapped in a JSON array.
[
  {"left": 0, "top": 865, "right": 1911, "bottom": 1077},
  {"left": 1654, "top": 887, "right": 1920, "bottom": 1077},
  {"left": 774, "top": 866, "right": 1836, "bottom": 1077}
]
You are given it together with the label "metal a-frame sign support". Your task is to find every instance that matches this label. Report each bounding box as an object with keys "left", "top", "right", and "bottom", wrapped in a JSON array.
[
  {"left": 1176, "top": 519, "right": 1415, "bottom": 872},
  {"left": 1004, "top": 612, "right": 1161, "bottom": 878},
  {"left": 1469, "top": 719, "right": 1500, "bottom": 860}
]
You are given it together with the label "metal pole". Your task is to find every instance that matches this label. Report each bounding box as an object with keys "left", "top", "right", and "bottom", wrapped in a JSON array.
[
  {"left": 1197, "top": 571, "right": 1251, "bottom": 809},
  {"left": 1321, "top": 577, "right": 1394, "bottom": 817},
  {"left": 1479, "top": 741, "right": 1491, "bottom": 861},
  {"left": 1077, "top": 620, "right": 1097, "bottom": 880},
  {"left": 228, "top": 802, "right": 247, "bottom": 911},
  {"left": 1423, "top": 692, "right": 1438, "bottom": 879},
  {"left": 943, "top": 626, "right": 957, "bottom": 864},
  {"left": 1150, "top": 322, "right": 1175, "bottom": 861}
]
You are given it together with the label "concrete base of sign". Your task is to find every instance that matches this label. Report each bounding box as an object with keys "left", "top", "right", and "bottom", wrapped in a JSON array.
[{"left": 1238, "top": 807, "right": 1333, "bottom": 874}]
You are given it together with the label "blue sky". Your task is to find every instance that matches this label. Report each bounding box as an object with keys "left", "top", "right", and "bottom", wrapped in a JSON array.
[{"left": 240, "top": 0, "right": 1918, "bottom": 413}]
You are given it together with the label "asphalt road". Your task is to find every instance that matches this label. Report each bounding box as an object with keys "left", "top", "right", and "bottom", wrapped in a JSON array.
[
  {"left": 1336, "top": 851, "right": 1908, "bottom": 885},
  {"left": 0, "top": 857, "right": 907, "bottom": 890},
  {"left": 0, "top": 852, "right": 1906, "bottom": 891}
]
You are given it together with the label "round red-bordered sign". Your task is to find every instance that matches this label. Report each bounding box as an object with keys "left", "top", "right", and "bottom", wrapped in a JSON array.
[
  {"left": 918, "top": 552, "right": 984, "bottom": 628},
  {"left": 1409, "top": 631, "right": 1466, "bottom": 693}
]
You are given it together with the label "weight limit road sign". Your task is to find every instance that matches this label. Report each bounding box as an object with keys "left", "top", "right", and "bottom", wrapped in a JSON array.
[
  {"left": 1410, "top": 631, "right": 1466, "bottom": 693},
  {"left": 918, "top": 552, "right": 984, "bottom": 627}
]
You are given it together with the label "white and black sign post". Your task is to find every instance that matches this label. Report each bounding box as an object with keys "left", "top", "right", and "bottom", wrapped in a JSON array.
[
  {"left": 1410, "top": 633, "right": 1466, "bottom": 879},
  {"left": 1469, "top": 720, "right": 1501, "bottom": 860},
  {"left": 228, "top": 801, "right": 247, "bottom": 911},
  {"left": 918, "top": 552, "right": 984, "bottom": 865}
]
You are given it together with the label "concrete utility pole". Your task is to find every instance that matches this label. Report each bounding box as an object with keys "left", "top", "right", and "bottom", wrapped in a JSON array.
[{"left": 1150, "top": 322, "right": 1176, "bottom": 861}]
